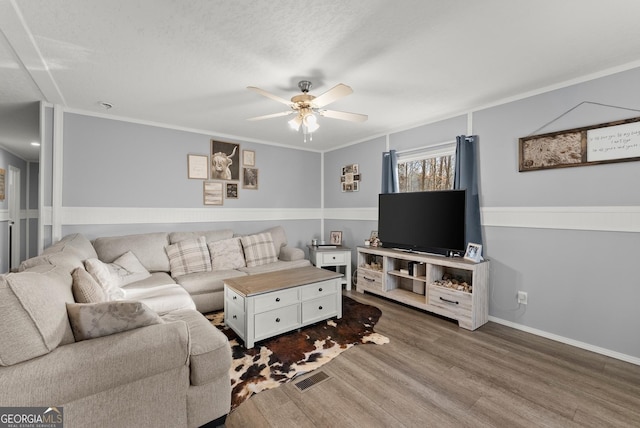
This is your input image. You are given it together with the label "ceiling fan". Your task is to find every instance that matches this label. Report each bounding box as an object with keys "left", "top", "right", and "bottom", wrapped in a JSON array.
[{"left": 247, "top": 80, "right": 368, "bottom": 142}]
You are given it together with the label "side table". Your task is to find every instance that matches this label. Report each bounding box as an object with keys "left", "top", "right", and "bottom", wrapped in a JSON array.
[{"left": 308, "top": 245, "right": 352, "bottom": 290}]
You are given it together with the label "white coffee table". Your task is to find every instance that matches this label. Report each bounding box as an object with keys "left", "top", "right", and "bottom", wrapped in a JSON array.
[{"left": 223, "top": 266, "right": 343, "bottom": 348}]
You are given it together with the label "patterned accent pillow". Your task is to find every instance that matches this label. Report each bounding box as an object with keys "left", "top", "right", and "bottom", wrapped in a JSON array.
[
  {"left": 240, "top": 233, "right": 278, "bottom": 267},
  {"left": 84, "top": 258, "right": 126, "bottom": 300},
  {"left": 110, "top": 251, "right": 151, "bottom": 286},
  {"left": 71, "top": 267, "right": 107, "bottom": 303},
  {"left": 165, "top": 236, "right": 212, "bottom": 277},
  {"left": 66, "top": 301, "right": 163, "bottom": 341},
  {"left": 208, "top": 237, "right": 246, "bottom": 270}
]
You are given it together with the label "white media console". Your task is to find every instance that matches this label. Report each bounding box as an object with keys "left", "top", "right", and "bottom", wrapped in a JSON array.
[{"left": 356, "top": 246, "right": 489, "bottom": 330}]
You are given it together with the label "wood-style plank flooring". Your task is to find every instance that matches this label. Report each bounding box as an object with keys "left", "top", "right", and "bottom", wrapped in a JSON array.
[{"left": 225, "top": 290, "right": 640, "bottom": 427}]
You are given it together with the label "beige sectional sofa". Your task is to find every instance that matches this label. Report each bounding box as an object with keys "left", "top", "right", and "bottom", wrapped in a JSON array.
[{"left": 0, "top": 225, "right": 310, "bottom": 427}]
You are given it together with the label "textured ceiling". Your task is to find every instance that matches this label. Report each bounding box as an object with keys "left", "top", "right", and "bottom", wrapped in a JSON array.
[{"left": 3, "top": 0, "right": 640, "bottom": 161}]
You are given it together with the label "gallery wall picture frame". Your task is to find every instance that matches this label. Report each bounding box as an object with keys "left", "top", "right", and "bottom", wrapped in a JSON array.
[
  {"left": 187, "top": 154, "right": 209, "bottom": 179},
  {"left": 330, "top": 231, "right": 343, "bottom": 246},
  {"left": 226, "top": 182, "right": 238, "bottom": 199},
  {"left": 203, "top": 181, "right": 224, "bottom": 205},
  {"left": 211, "top": 140, "right": 240, "bottom": 180},
  {"left": 243, "top": 167, "right": 258, "bottom": 189},
  {"left": 341, "top": 163, "right": 360, "bottom": 192},
  {"left": 519, "top": 116, "right": 640, "bottom": 172},
  {"left": 242, "top": 150, "right": 255, "bottom": 166}
]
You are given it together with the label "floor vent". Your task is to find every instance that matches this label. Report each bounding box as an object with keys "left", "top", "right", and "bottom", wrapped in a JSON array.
[{"left": 294, "top": 371, "right": 330, "bottom": 392}]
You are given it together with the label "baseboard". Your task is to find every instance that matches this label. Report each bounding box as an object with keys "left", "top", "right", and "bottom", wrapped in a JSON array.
[{"left": 488, "top": 316, "right": 640, "bottom": 366}]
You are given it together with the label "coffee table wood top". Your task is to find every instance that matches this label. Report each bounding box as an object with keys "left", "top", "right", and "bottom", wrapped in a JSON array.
[{"left": 224, "top": 266, "right": 342, "bottom": 297}]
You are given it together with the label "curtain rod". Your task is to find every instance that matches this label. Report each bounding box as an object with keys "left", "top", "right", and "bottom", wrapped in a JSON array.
[{"left": 396, "top": 139, "right": 456, "bottom": 155}]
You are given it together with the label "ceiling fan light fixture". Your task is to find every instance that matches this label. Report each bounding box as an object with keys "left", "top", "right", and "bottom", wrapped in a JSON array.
[
  {"left": 303, "top": 112, "right": 319, "bottom": 133},
  {"left": 288, "top": 115, "right": 302, "bottom": 131}
]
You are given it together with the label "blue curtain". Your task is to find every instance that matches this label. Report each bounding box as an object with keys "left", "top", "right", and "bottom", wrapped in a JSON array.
[
  {"left": 381, "top": 150, "right": 399, "bottom": 193},
  {"left": 454, "top": 135, "right": 483, "bottom": 247}
]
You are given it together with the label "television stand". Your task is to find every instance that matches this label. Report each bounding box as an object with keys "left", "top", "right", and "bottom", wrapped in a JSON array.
[{"left": 356, "top": 246, "right": 489, "bottom": 330}]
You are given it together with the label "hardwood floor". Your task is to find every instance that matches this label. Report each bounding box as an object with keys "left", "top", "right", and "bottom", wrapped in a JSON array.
[{"left": 225, "top": 290, "right": 640, "bottom": 427}]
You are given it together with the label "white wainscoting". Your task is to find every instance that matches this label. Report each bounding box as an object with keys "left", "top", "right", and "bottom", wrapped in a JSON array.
[{"left": 40, "top": 206, "right": 640, "bottom": 232}]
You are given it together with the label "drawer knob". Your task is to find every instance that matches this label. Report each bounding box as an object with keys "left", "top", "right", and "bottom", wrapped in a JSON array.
[
  {"left": 319, "top": 287, "right": 323, "bottom": 292},
  {"left": 275, "top": 317, "right": 281, "bottom": 323},
  {"left": 232, "top": 315, "right": 237, "bottom": 319},
  {"left": 233, "top": 296, "right": 237, "bottom": 300},
  {"left": 275, "top": 297, "right": 281, "bottom": 302},
  {"left": 318, "top": 306, "right": 323, "bottom": 310}
]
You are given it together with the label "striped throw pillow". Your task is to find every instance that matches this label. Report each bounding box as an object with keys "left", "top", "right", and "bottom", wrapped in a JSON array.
[
  {"left": 240, "top": 233, "right": 278, "bottom": 267},
  {"left": 166, "top": 236, "right": 212, "bottom": 277}
]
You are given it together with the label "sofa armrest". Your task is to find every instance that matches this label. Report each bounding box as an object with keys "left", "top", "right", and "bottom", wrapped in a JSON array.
[
  {"left": 279, "top": 246, "right": 305, "bottom": 261},
  {"left": 162, "top": 309, "right": 231, "bottom": 386},
  {"left": 0, "top": 321, "right": 189, "bottom": 406}
]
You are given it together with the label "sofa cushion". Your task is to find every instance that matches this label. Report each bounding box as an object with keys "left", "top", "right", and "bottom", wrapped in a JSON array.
[
  {"left": 166, "top": 236, "right": 212, "bottom": 277},
  {"left": 208, "top": 237, "right": 245, "bottom": 270},
  {"left": 238, "top": 259, "right": 311, "bottom": 275},
  {"left": 84, "top": 258, "right": 126, "bottom": 300},
  {"left": 0, "top": 265, "right": 75, "bottom": 366},
  {"left": 93, "top": 232, "right": 170, "bottom": 273},
  {"left": 123, "top": 273, "right": 196, "bottom": 315},
  {"left": 169, "top": 229, "right": 234, "bottom": 245},
  {"left": 67, "top": 301, "right": 164, "bottom": 341},
  {"left": 161, "top": 309, "right": 231, "bottom": 386},
  {"left": 71, "top": 267, "right": 108, "bottom": 303},
  {"left": 240, "top": 232, "right": 278, "bottom": 267},
  {"left": 43, "top": 233, "right": 98, "bottom": 260},
  {"left": 18, "top": 250, "right": 84, "bottom": 273},
  {"left": 174, "top": 269, "right": 247, "bottom": 296}
]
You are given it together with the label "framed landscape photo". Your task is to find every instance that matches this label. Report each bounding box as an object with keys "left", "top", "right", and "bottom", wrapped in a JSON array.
[
  {"left": 464, "top": 243, "right": 483, "bottom": 263},
  {"left": 187, "top": 154, "right": 208, "bottom": 179},
  {"left": 242, "top": 149, "right": 255, "bottom": 166},
  {"left": 203, "top": 181, "right": 224, "bottom": 205},
  {"left": 226, "top": 182, "right": 238, "bottom": 199},
  {"left": 243, "top": 167, "right": 258, "bottom": 189},
  {"left": 330, "top": 231, "right": 343, "bottom": 246}
]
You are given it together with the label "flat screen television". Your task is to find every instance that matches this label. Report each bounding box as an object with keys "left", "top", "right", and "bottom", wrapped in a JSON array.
[{"left": 378, "top": 190, "right": 466, "bottom": 256}]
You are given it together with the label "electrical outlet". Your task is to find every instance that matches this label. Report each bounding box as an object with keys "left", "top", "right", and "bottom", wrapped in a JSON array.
[{"left": 517, "top": 291, "right": 528, "bottom": 305}]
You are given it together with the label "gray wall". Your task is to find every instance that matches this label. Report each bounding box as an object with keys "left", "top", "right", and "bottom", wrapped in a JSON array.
[
  {"left": 324, "top": 67, "right": 640, "bottom": 361},
  {"left": 44, "top": 112, "right": 322, "bottom": 255}
]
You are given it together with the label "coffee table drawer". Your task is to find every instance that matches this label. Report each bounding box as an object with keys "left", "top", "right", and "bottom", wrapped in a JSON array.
[
  {"left": 225, "top": 305, "right": 245, "bottom": 338},
  {"left": 300, "top": 279, "right": 338, "bottom": 300},
  {"left": 254, "top": 304, "right": 300, "bottom": 339},
  {"left": 254, "top": 288, "right": 299, "bottom": 312},
  {"left": 226, "top": 287, "right": 245, "bottom": 312},
  {"left": 302, "top": 294, "right": 337, "bottom": 324}
]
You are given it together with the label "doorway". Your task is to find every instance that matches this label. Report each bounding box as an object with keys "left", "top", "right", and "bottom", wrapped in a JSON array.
[{"left": 8, "top": 165, "right": 21, "bottom": 270}]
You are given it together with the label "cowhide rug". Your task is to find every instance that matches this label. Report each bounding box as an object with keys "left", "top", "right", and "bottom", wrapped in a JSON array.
[{"left": 206, "top": 295, "right": 389, "bottom": 410}]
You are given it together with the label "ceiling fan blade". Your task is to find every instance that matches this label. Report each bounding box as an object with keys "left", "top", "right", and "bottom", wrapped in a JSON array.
[
  {"left": 311, "top": 83, "right": 353, "bottom": 108},
  {"left": 247, "top": 111, "right": 295, "bottom": 121},
  {"left": 319, "top": 109, "right": 368, "bottom": 123},
  {"left": 247, "top": 86, "right": 293, "bottom": 106}
]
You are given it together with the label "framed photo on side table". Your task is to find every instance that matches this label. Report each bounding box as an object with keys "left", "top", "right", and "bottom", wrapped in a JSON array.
[
  {"left": 330, "top": 231, "right": 343, "bottom": 246},
  {"left": 464, "top": 243, "right": 483, "bottom": 262}
]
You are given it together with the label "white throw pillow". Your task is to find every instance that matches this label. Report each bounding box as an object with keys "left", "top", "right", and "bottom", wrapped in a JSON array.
[
  {"left": 84, "top": 258, "right": 126, "bottom": 300},
  {"left": 208, "top": 237, "right": 246, "bottom": 270},
  {"left": 66, "top": 301, "right": 163, "bottom": 341},
  {"left": 165, "top": 236, "right": 212, "bottom": 277},
  {"left": 240, "top": 233, "right": 278, "bottom": 267},
  {"left": 110, "top": 251, "right": 151, "bottom": 286}
]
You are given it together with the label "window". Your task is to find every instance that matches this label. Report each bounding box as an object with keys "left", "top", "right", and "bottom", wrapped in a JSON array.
[{"left": 397, "top": 143, "right": 456, "bottom": 192}]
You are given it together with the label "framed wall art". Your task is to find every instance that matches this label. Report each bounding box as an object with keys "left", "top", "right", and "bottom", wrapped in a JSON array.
[
  {"left": 187, "top": 154, "right": 209, "bottom": 179},
  {"left": 242, "top": 149, "right": 255, "bottom": 166},
  {"left": 211, "top": 140, "right": 240, "bottom": 180},
  {"left": 519, "top": 116, "right": 640, "bottom": 172},
  {"left": 341, "top": 163, "right": 360, "bottom": 192},
  {"left": 243, "top": 167, "right": 258, "bottom": 189},
  {"left": 203, "top": 181, "right": 224, "bottom": 205},
  {"left": 226, "top": 183, "right": 238, "bottom": 199}
]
